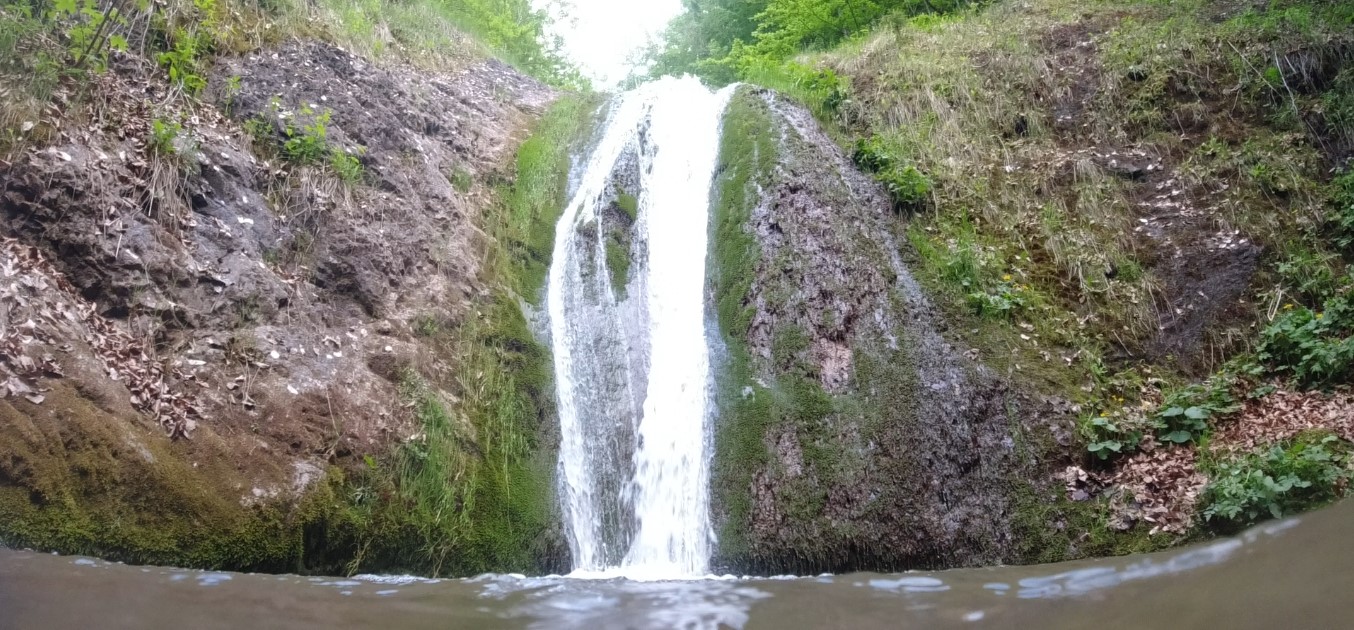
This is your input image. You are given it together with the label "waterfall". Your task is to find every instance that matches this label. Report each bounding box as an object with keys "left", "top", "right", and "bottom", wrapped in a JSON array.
[{"left": 548, "top": 77, "right": 733, "bottom": 579}]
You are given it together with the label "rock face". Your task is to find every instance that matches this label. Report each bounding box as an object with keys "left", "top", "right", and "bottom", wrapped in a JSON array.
[
  {"left": 708, "top": 87, "right": 1075, "bottom": 574},
  {"left": 0, "top": 42, "right": 563, "bottom": 572}
]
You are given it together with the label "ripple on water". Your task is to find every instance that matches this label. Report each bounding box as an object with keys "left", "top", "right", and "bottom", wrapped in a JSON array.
[
  {"left": 867, "top": 576, "right": 951, "bottom": 594},
  {"left": 466, "top": 574, "right": 774, "bottom": 630},
  {"left": 353, "top": 574, "right": 440, "bottom": 586},
  {"left": 197, "top": 573, "right": 233, "bottom": 587}
]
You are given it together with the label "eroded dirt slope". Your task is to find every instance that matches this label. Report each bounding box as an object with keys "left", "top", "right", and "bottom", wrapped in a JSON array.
[{"left": 0, "top": 41, "right": 554, "bottom": 568}]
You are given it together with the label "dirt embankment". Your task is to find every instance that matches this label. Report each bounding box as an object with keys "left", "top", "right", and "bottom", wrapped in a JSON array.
[{"left": 0, "top": 41, "right": 553, "bottom": 569}]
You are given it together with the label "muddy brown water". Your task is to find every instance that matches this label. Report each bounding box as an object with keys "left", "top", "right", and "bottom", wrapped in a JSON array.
[{"left": 2, "top": 501, "right": 1351, "bottom": 629}]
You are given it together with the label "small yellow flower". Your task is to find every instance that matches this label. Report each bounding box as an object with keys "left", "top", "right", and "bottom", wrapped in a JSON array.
[
  {"left": 1002, "top": 274, "right": 1013, "bottom": 282},
  {"left": 1316, "top": 312, "right": 1324, "bottom": 319},
  {"left": 1283, "top": 304, "right": 1294, "bottom": 310}
]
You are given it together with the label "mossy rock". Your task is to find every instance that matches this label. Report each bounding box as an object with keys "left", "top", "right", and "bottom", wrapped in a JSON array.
[{"left": 0, "top": 384, "right": 314, "bottom": 571}]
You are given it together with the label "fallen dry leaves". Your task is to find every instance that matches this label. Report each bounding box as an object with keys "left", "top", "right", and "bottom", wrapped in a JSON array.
[
  {"left": 1, "top": 237, "right": 201, "bottom": 438},
  {"left": 1212, "top": 390, "right": 1354, "bottom": 454},
  {"left": 1067, "top": 388, "right": 1354, "bottom": 535}
]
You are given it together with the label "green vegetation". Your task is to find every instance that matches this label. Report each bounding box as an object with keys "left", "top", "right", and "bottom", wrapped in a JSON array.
[
  {"left": 1010, "top": 484, "right": 1174, "bottom": 565},
  {"left": 1258, "top": 280, "right": 1354, "bottom": 388},
  {"left": 148, "top": 118, "right": 186, "bottom": 156},
  {"left": 157, "top": 27, "right": 210, "bottom": 95},
  {"left": 0, "top": 383, "right": 323, "bottom": 572},
  {"left": 605, "top": 237, "right": 630, "bottom": 298},
  {"left": 1335, "top": 172, "right": 1354, "bottom": 250},
  {"left": 322, "top": 299, "right": 558, "bottom": 576},
  {"left": 241, "top": 104, "right": 368, "bottom": 184},
  {"left": 293, "top": 0, "right": 582, "bottom": 85},
  {"left": 328, "top": 149, "right": 363, "bottom": 184},
  {"left": 282, "top": 107, "right": 334, "bottom": 164},
  {"left": 448, "top": 166, "right": 473, "bottom": 193},
  {"left": 671, "top": 0, "right": 1354, "bottom": 560},
  {"left": 851, "top": 134, "right": 932, "bottom": 212},
  {"left": 707, "top": 89, "right": 781, "bottom": 559},
  {"left": 616, "top": 192, "right": 639, "bottom": 222},
  {"left": 1, "top": 0, "right": 581, "bottom": 159},
  {"left": 1199, "top": 433, "right": 1351, "bottom": 533},
  {"left": 500, "top": 93, "right": 601, "bottom": 303},
  {"left": 646, "top": 0, "right": 980, "bottom": 89}
]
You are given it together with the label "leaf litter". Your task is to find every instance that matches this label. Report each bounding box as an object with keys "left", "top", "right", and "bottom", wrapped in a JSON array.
[
  {"left": 1, "top": 237, "right": 201, "bottom": 438},
  {"left": 1066, "top": 388, "right": 1354, "bottom": 535}
]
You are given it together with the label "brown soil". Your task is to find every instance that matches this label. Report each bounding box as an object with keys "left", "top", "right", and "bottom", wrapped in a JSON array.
[
  {"left": 0, "top": 41, "right": 552, "bottom": 522},
  {"left": 1035, "top": 14, "right": 1265, "bottom": 374}
]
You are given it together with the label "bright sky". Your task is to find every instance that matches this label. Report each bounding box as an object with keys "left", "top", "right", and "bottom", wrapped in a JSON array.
[{"left": 535, "top": 0, "right": 685, "bottom": 88}]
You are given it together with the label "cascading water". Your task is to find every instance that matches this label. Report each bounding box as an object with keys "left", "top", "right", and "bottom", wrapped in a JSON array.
[{"left": 548, "top": 77, "right": 734, "bottom": 579}]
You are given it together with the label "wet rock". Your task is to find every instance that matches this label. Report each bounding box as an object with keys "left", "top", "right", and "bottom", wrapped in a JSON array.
[{"left": 708, "top": 87, "right": 1076, "bottom": 575}]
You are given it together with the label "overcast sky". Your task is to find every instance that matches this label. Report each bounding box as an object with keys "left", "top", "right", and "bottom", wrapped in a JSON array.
[{"left": 536, "top": 0, "right": 685, "bottom": 88}]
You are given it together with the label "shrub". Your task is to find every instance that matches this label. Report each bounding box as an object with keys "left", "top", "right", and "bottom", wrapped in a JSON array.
[
  {"left": 1085, "top": 414, "right": 1148, "bottom": 461},
  {"left": 1258, "top": 286, "right": 1354, "bottom": 388},
  {"left": 877, "top": 164, "right": 933, "bottom": 210},
  {"left": 851, "top": 135, "right": 894, "bottom": 173},
  {"left": 967, "top": 280, "right": 1025, "bottom": 319},
  {"left": 1323, "top": 68, "right": 1354, "bottom": 144},
  {"left": 244, "top": 115, "right": 274, "bottom": 146},
  {"left": 1333, "top": 170, "right": 1354, "bottom": 251},
  {"left": 283, "top": 108, "right": 331, "bottom": 165},
  {"left": 148, "top": 118, "right": 184, "bottom": 155},
  {"left": 1200, "top": 434, "right": 1351, "bottom": 531},
  {"left": 851, "top": 135, "right": 933, "bottom": 211},
  {"left": 223, "top": 75, "right": 242, "bottom": 114},
  {"left": 1276, "top": 248, "right": 1343, "bottom": 305},
  {"left": 448, "top": 167, "right": 473, "bottom": 193},
  {"left": 735, "top": 59, "right": 848, "bottom": 118},
  {"left": 1153, "top": 376, "right": 1241, "bottom": 445},
  {"left": 328, "top": 148, "right": 363, "bottom": 184},
  {"left": 156, "top": 29, "right": 209, "bottom": 94},
  {"left": 1084, "top": 374, "right": 1240, "bottom": 460}
]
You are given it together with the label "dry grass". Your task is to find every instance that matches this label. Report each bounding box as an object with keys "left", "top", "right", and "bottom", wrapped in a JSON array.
[
  {"left": 813, "top": 1, "right": 1164, "bottom": 389},
  {"left": 806, "top": 0, "right": 1352, "bottom": 395}
]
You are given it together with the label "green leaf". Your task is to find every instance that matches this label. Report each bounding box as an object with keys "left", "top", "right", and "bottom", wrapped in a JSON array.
[
  {"left": 1164, "top": 430, "right": 1193, "bottom": 444},
  {"left": 1184, "top": 406, "right": 1209, "bottom": 420},
  {"left": 1160, "top": 406, "right": 1185, "bottom": 417},
  {"left": 108, "top": 35, "right": 128, "bottom": 52}
]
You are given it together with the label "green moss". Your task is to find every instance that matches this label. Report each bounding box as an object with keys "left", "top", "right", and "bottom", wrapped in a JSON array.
[
  {"left": 616, "top": 192, "right": 639, "bottom": 223},
  {"left": 708, "top": 88, "right": 909, "bottom": 569},
  {"left": 711, "top": 89, "right": 778, "bottom": 330},
  {"left": 708, "top": 88, "right": 782, "bottom": 560},
  {"left": 770, "top": 325, "right": 811, "bottom": 370},
  {"left": 447, "top": 166, "right": 473, "bottom": 193},
  {"left": 1008, "top": 482, "right": 1177, "bottom": 565},
  {"left": 605, "top": 236, "right": 630, "bottom": 299},
  {"left": 502, "top": 93, "right": 603, "bottom": 304},
  {"left": 0, "top": 386, "right": 316, "bottom": 572}
]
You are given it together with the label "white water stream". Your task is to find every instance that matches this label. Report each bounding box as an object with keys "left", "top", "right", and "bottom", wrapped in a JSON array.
[{"left": 547, "top": 77, "right": 734, "bottom": 578}]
